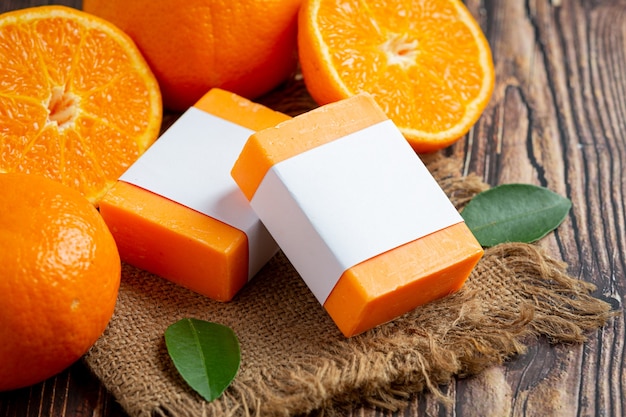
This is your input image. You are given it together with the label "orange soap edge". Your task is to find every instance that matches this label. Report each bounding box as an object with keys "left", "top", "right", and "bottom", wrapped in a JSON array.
[
  {"left": 323, "top": 222, "right": 484, "bottom": 337},
  {"left": 231, "top": 92, "right": 388, "bottom": 201},
  {"left": 194, "top": 88, "right": 291, "bottom": 130},
  {"left": 99, "top": 181, "right": 249, "bottom": 301},
  {"left": 99, "top": 89, "right": 290, "bottom": 300}
]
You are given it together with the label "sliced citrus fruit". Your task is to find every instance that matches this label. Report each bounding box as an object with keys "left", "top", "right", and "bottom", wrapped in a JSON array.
[
  {"left": 298, "top": 0, "right": 495, "bottom": 153},
  {"left": 0, "top": 5, "right": 162, "bottom": 204}
]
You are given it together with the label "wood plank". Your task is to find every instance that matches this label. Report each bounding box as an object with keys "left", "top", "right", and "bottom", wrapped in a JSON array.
[{"left": 448, "top": 1, "right": 626, "bottom": 416}]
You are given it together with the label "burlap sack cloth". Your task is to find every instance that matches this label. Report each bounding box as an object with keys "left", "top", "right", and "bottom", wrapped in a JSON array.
[{"left": 84, "top": 80, "right": 614, "bottom": 417}]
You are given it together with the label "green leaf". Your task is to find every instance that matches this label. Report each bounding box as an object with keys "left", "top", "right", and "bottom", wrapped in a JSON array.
[
  {"left": 164, "top": 318, "right": 240, "bottom": 402},
  {"left": 461, "top": 183, "right": 572, "bottom": 247}
]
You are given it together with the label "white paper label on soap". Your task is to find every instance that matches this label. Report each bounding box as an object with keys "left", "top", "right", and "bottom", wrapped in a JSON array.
[
  {"left": 250, "top": 119, "right": 463, "bottom": 304},
  {"left": 120, "top": 107, "right": 278, "bottom": 279}
]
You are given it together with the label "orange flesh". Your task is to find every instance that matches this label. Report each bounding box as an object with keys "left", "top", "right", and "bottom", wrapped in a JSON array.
[
  {"left": 99, "top": 88, "right": 290, "bottom": 301},
  {"left": 0, "top": 6, "right": 162, "bottom": 205},
  {"left": 232, "top": 93, "right": 483, "bottom": 335},
  {"left": 297, "top": 0, "right": 495, "bottom": 152}
]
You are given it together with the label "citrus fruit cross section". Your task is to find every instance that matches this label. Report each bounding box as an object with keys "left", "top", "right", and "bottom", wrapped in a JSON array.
[
  {"left": 0, "top": 6, "right": 162, "bottom": 205},
  {"left": 298, "top": 0, "right": 495, "bottom": 152}
]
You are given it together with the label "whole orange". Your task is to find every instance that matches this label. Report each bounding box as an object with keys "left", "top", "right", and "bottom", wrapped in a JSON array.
[
  {"left": 0, "top": 173, "right": 121, "bottom": 392},
  {"left": 82, "top": 0, "right": 303, "bottom": 111}
]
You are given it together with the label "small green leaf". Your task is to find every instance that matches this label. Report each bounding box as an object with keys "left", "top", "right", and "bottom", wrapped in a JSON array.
[
  {"left": 164, "top": 318, "right": 240, "bottom": 402},
  {"left": 461, "top": 183, "right": 572, "bottom": 247}
]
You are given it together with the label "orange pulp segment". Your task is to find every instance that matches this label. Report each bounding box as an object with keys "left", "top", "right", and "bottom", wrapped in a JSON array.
[
  {"left": 0, "top": 6, "right": 162, "bottom": 204},
  {"left": 297, "top": 0, "right": 495, "bottom": 153}
]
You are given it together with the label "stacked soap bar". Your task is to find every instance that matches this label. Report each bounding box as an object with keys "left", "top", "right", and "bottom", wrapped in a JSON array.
[
  {"left": 99, "top": 89, "right": 290, "bottom": 301},
  {"left": 231, "top": 93, "right": 484, "bottom": 337}
]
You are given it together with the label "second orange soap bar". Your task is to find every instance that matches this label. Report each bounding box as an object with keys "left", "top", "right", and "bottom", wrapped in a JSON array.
[
  {"left": 99, "top": 89, "right": 290, "bottom": 301},
  {"left": 231, "top": 93, "right": 484, "bottom": 336}
]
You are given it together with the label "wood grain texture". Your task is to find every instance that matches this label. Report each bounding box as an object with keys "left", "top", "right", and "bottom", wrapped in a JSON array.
[
  {"left": 447, "top": 1, "right": 626, "bottom": 416},
  {"left": 0, "top": 0, "right": 624, "bottom": 416}
]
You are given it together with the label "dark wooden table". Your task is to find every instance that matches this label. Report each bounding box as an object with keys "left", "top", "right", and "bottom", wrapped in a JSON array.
[{"left": 2, "top": 0, "right": 625, "bottom": 416}]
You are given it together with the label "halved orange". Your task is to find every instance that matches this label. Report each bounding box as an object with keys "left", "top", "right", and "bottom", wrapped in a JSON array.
[
  {"left": 298, "top": 0, "right": 495, "bottom": 153},
  {"left": 0, "top": 6, "right": 162, "bottom": 204}
]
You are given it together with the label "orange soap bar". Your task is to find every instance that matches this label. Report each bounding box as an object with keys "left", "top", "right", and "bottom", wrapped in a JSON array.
[
  {"left": 99, "top": 89, "right": 290, "bottom": 301},
  {"left": 232, "top": 93, "right": 484, "bottom": 336}
]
